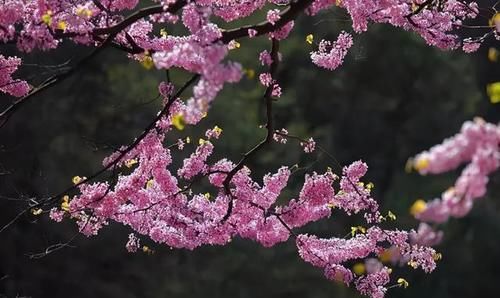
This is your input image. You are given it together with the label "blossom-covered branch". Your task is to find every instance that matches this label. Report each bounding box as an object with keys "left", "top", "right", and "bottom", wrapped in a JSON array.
[
  {"left": 1, "top": 0, "right": 499, "bottom": 297},
  {"left": 409, "top": 118, "right": 499, "bottom": 231}
]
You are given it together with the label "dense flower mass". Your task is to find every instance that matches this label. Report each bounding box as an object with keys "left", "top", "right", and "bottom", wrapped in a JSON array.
[
  {"left": 1, "top": 0, "right": 497, "bottom": 297},
  {"left": 412, "top": 118, "right": 500, "bottom": 224},
  {"left": 311, "top": 31, "right": 354, "bottom": 70},
  {"left": 43, "top": 82, "right": 441, "bottom": 296},
  {"left": 398, "top": 118, "right": 500, "bottom": 251},
  {"left": 0, "top": 0, "right": 492, "bottom": 99},
  {"left": 0, "top": 55, "right": 30, "bottom": 97}
]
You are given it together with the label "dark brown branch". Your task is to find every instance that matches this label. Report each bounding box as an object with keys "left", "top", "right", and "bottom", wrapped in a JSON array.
[
  {"left": 0, "top": 74, "right": 200, "bottom": 234},
  {"left": 221, "top": 39, "right": 281, "bottom": 222},
  {"left": 0, "top": 0, "right": 313, "bottom": 125},
  {"left": 92, "top": 1, "right": 186, "bottom": 36},
  {"left": 0, "top": 0, "right": 188, "bottom": 127},
  {"left": 80, "top": 0, "right": 313, "bottom": 55},
  {"left": 42, "top": 73, "right": 199, "bottom": 205},
  {"left": 220, "top": 0, "right": 315, "bottom": 43},
  {"left": 0, "top": 40, "right": 110, "bottom": 128},
  {"left": 54, "top": 1, "right": 186, "bottom": 40}
]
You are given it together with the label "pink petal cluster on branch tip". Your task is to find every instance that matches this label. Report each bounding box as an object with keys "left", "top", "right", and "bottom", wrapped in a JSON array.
[
  {"left": 297, "top": 226, "right": 437, "bottom": 292},
  {"left": 0, "top": 55, "right": 30, "bottom": 97},
  {"left": 311, "top": 32, "right": 354, "bottom": 70},
  {"left": 411, "top": 118, "right": 500, "bottom": 224},
  {"left": 0, "top": 0, "right": 492, "bottom": 108},
  {"left": 266, "top": 9, "right": 281, "bottom": 25},
  {"left": 52, "top": 108, "right": 437, "bottom": 296}
]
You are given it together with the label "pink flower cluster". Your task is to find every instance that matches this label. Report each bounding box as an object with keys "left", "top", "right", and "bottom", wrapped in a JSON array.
[
  {"left": 306, "top": 0, "right": 484, "bottom": 68},
  {"left": 311, "top": 32, "right": 354, "bottom": 70},
  {"left": 297, "top": 226, "right": 437, "bottom": 296},
  {"left": 300, "top": 137, "right": 316, "bottom": 153},
  {"left": 333, "top": 161, "right": 381, "bottom": 222},
  {"left": 49, "top": 102, "right": 437, "bottom": 296},
  {"left": 0, "top": 55, "right": 30, "bottom": 97},
  {"left": 0, "top": 0, "right": 490, "bottom": 98},
  {"left": 338, "top": 0, "right": 479, "bottom": 49},
  {"left": 266, "top": 9, "right": 281, "bottom": 25},
  {"left": 3, "top": 0, "right": 494, "bottom": 296},
  {"left": 363, "top": 121, "right": 498, "bottom": 272},
  {"left": 413, "top": 118, "right": 500, "bottom": 223}
]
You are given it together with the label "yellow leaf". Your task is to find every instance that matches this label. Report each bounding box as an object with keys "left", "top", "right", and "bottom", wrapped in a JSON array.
[
  {"left": 352, "top": 263, "right": 365, "bottom": 275},
  {"left": 57, "top": 21, "right": 67, "bottom": 31},
  {"left": 397, "top": 278, "right": 409, "bottom": 288},
  {"left": 433, "top": 252, "right": 442, "bottom": 261},
  {"left": 41, "top": 10, "right": 52, "bottom": 25},
  {"left": 410, "top": 199, "right": 427, "bottom": 216},
  {"left": 488, "top": 47, "right": 498, "bottom": 62},
  {"left": 366, "top": 182, "right": 374, "bottom": 190},
  {"left": 141, "top": 55, "right": 154, "bottom": 70},
  {"left": 146, "top": 179, "right": 154, "bottom": 189},
  {"left": 61, "top": 195, "right": 70, "bottom": 212},
  {"left": 72, "top": 176, "right": 82, "bottom": 185},
  {"left": 379, "top": 249, "right": 393, "bottom": 263},
  {"left": 486, "top": 82, "right": 500, "bottom": 104},
  {"left": 404, "top": 158, "right": 414, "bottom": 173},
  {"left": 244, "top": 68, "right": 255, "bottom": 80},
  {"left": 408, "top": 260, "right": 418, "bottom": 269},
  {"left": 76, "top": 7, "right": 92, "bottom": 18},
  {"left": 228, "top": 40, "right": 241, "bottom": 50},
  {"left": 489, "top": 12, "right": 500, "bottom": 28},
  {"left": 171, "top": 113, "right": 185, "bottom": 130},
  {"left": 142, "top": 245, "right": 154, "bottom": 254},
  {"left": 351, "top": 226, "right": 366, "bottom": 237},
  {"left": 31, "top": 208, "right": 43, "bottom": 215},
  {"left": 414, "top": 157, "right": 429, "bottom": 171},
  {"left": 213, "top": 125, "right": 223, "bottom": 134},
  {"left": 306, "top": 34, "right": 314, "bottom": 44},
  {"left": 125, "top": 159, "right": 138, "bottom": 168}
]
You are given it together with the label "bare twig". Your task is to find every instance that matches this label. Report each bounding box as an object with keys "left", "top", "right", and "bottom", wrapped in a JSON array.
[{"left": 221, "top": 39, "right": 281, "bottom": 222}]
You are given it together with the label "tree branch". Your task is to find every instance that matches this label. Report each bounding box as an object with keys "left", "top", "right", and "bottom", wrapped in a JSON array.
[
  {"left": 0, "top": 74, "right": 200, "bottom": 234},
  {"left": 221, "top": 39, "right": 281, "bottom": 222},
  {"left": 0, "top": 0, "right": 188, "bottom": 127}
]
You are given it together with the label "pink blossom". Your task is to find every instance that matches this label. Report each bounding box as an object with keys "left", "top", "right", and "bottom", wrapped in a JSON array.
[
  {"left": 300, "top": 137, "right": 316, "bottom": 153},
  {"left": 413, "top": 119, "right": 500, "bottom": 223},
  {"left": 248, "top": 29, "right": 258, "bottom": 38},
  {"left": 49, "top": 208, "right": 64, "bottom": 222},
  {"left": 311, "top": 32, "right": 353, "bottom": 70},
  {"left": 462, "top": 41, "right": 481, "bottom": 53},
  {"left": 259, "top": 50, "right": 273, "bottom": 66},
  {"left": 0, "top": 0, "right": 480, "bottom": 295},
  {"left": 126, "top": 233, "right": 141, "bottom": 252},
  {"left": 259, "top": 72, "right": 273, "bottom": 87},
  {"left": 266, "top": 9, "right": 281, "bottom": 25},
  {"left": 271, "top": 84, "right": 282, "bottom": 97},
  {"left": 273, "top": 128, "right": 288, "bottom": 144},
  {"left": 0, "top": 55, "right": 30, "bottom": 97}
]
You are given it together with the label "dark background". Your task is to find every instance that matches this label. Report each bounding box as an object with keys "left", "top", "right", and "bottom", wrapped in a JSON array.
[{"left": 1, "top": 4, "right": 499, "bottom": 298}]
